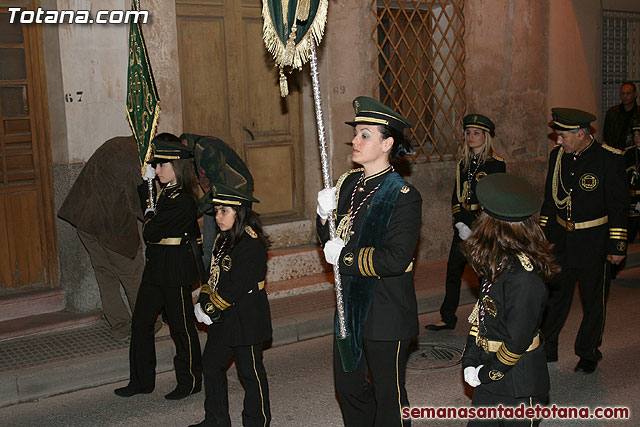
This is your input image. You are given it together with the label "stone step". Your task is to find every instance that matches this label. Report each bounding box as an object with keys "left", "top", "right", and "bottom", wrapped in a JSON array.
[
  {"left": 0, "top": 310, "right": 101, "bottom": 342},
  {"left": 264, "top": 219, "right": 315, "bottom": 249},
  {"left": 0, "top": 289, "right": 65, "bottom": 322},
  {"left": 266, "top": 244, "right": 330, "bottom": 283},
  {"left": 267, "top": 271, "right": 334, "bottom": 300}
]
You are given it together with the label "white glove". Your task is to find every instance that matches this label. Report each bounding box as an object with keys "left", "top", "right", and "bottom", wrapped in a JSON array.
[
  {"left": 455, "top": 222, "right": 472, "bottom": 240},
  {"left": 317, "top": 187, "right": 337, "bottom": 220},
  {"left": 635, "top": 201, "right": 640, "bottom": 212},
  {"left": 194, "top": 303, "right": 212, "bottom": 325},
  {"left": 143, "top": 164, "right": 156, "bottom": 180},
  {"left": 323, "top": 237, "right": 345, "bottom": 265},
  {"left": 463, "top": 365, "right": 483, "bottom": 387}
]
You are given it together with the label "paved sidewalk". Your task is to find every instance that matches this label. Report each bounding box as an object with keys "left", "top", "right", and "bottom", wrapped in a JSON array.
[{"left": 1, "top": 246, "right": 639, "bottom": 408}]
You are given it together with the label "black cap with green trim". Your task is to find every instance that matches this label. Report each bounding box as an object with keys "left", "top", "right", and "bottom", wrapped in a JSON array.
[
  {"left": 345, "top": 96, "right": 412, "bottom": 131},
  {"left": 549, "top": 108, "right": 596, "bottom": 131},
  {"left": 463, "top": 114, "right": 495, "bottom": 133},
  {"left": 476, "top": 173, "right": 541, "bottom": 222}
]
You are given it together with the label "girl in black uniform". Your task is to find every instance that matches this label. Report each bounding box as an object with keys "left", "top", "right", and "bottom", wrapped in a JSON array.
[
  {"left": 115, "top": 133, "right": 203, "bottom": 400},
  {"left": 318, "top": 96, "right": 422, "bottom": 427},
  {"left": 427, "top": 114, "right": 506, "bottom": 331},
  {"left": 190, "top": 185, "right": 272, "bottom": 427},
  {"left": 461, "top": 173, "right": 558, "bottom": 426}
]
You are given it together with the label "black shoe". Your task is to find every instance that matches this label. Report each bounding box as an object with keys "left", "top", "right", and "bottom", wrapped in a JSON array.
[
  {"left": 425, "top": 322, "right": 455, "bottom": 331},
  {"left": 574, "top": 358, "right": 598, "bottom": 374},
  {"left": 164, "top": 384, "right": 201, "bottom": 400},
  {"left": 114, "top": 385, "right": 154, "bottom": 397}
]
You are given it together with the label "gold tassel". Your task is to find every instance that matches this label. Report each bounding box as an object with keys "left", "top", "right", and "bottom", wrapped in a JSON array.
[
  {"left": 283, "top": 24, "right": 297, "bottom": 67},
  {"left": 296, "top": 0, "right": 310, "bottom": 21},
  {"left": 279, "top": 68, "right": 289, "bottom": 97}
]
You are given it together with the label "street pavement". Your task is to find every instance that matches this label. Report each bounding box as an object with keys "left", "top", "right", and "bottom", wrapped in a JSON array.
[{"left": 1, "top": 267, "right": 638, "bottom": 426}]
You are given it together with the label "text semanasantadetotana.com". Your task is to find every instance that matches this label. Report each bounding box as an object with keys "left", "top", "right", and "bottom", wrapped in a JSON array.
[{"left": 402, "top": 404, "right": 630, "bottom": 420}]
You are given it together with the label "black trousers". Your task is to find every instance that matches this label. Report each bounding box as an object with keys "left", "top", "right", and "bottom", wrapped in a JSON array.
[
  {"left": 129, "top": 279, "right": 202, "bottom": 391},
  {"left": 540, "top": 261, "right": 610, "bottom": 362},
  {"left": 202, "top": 334, "right": 270, "bottom": 427},
  {"left": 334, "top": 337, "right": 411, "bottom": 427},
  {"left": 468, "top": 387, "right": 548, "bottom": 427},
  {"left": 440, "top": 235, "right": 467, "bottom": 326}
]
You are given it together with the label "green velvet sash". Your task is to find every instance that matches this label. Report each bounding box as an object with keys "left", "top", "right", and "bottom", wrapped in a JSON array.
[{"left": 336, "top": 172, "right": 407, "bottom": 372}]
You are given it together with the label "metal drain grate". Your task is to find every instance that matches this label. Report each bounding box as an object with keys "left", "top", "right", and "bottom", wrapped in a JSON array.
[{"left": 407, "top": 343, "right": 463, "bottom": 370}]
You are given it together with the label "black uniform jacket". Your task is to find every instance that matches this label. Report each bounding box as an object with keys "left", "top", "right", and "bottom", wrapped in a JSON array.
[
  {"left": 452, "top": 154, "right": 506, "bottom": 227},
  {"left": 207, "top": 228, "right": 272, "bottom": 346},
  {"left": 539, "top": 141, "right": 629, "bottom": 267},
  {"left": 624, "top": 145, "right": 640, "bottom": 218},
  {"left": 317, "top": 166, "right": 422, "bottom": 341},
  {"left": 462, "top": 258, "right": 549, "bottom": 398},
  {"left": 141, "top": 183, "right": 201, "bottom": 288}
]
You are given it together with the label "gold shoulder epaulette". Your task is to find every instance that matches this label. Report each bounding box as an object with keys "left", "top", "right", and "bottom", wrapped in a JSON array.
[
  {"left": 602, "top": 144, "right": 623, "bottom": 155},
  {"left": 335, "top": 168, "right": 364, "bottom": 197},
  {"left": 245, "top": 226, "right": 258, "bottom": 238},
  {"left": 491, "top": 153, "right": 504, "bottom": 162}
]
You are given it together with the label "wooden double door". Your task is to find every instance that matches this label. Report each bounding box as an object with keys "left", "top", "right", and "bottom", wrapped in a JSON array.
[{"left": 176, "top": 0, "right": 304, "bottom": 220}]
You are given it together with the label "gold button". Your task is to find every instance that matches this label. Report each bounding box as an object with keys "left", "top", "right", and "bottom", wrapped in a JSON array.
[
  {"left": 350, "top": 231, "right": 354, "bottom": 235},
  {"left": 358, "top": 187, "right": 364, "bottom": 192},
  {"left": 570, "top": 172, "right": 574, "bottom": 176}
]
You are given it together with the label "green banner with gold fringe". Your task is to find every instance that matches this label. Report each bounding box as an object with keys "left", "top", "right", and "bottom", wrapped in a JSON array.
[
  {"left": 262, "top": 0, "right": 327, "bottom": 96},
  {"left": 126, "top": 0, "right": 160, "bottom": 175}
]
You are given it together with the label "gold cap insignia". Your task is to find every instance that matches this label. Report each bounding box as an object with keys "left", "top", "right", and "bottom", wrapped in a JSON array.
[{"left": 354, "top": 100, "right": 360, "bottom": 113}]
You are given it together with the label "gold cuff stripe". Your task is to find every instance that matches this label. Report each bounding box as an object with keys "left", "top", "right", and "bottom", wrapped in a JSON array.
[
  {"left": 358, "top": 248, "right": 368, "bottom": 276},
  {"left": 497, "top": 344, "right": 522, "bottom": 366},
  {"left": 211, "top": 291, "right": 231, "bottom": 310},
  {"left": 367, "top": 247, "right": 377, "bottom": 277},
  {"left": 609, "top": 228, "right": 627, "bottom": 232}
]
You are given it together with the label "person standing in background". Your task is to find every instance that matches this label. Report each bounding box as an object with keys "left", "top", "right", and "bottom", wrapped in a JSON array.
[{"left": 603, "top": 82, "right": 640, "bottom": 150}]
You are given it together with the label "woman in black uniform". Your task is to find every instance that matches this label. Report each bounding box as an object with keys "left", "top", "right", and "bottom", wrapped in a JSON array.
[
  {"left": 427, "top": 114, "right": 506, "bottom": 331},
  {"left": 115, "top": 133, "right": 203, "bottom": 400},
  {"left": 317, "top": 96, "right": 422, "bottom": 427},
  {"left": 190, "top": 184, "right": 272, "bottom": 427},
  {"left": 461, "top": 173, "right": 558, "bottom": 426}
]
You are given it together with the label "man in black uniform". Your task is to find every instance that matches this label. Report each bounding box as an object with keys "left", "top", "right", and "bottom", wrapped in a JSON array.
[
  {"left": 539, "top": 108, "right": 628, "bottom": 374},
  {"left": 623, "top": 119, "right": 640, "bottom": 242},
  {"left": 603, "top": 82, "right": 640, "bottom": 150}
]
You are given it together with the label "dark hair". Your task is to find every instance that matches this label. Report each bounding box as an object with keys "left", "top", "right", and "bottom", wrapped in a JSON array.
[
  {"left": 170, "top": 158, "right": 198, "bottom": 201},
  {"left": 215, "top": 205, "right": 270, "bottom": 251},
  {"left": 461, "top": 212, "right": 559, "bottom": 282},
  {"left": 154, "top": 132, "right": 180, "bottom": 143},
  {"left": 379, "top": 125, "right": 413, "bottom": 160},
  {"left": 621, "top": 82, "right": 637, "bottom": 92}
]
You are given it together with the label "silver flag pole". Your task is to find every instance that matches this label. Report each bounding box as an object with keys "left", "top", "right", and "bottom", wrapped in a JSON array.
[{"left": 309, "top": 43, "right": 347, "bottom": 339}]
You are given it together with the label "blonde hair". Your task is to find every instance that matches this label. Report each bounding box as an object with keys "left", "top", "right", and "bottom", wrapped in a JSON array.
[{"left": 460, "top": 131, "right": 496, "bottom": 171}]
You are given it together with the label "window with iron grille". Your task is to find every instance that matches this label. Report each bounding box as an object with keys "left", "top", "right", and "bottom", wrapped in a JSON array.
[
  {"left": 373, "top": 0, "right": 465, "bottom": 163},
  {"left": 601, "top": 9, "right": 640, "bottom": 122}
]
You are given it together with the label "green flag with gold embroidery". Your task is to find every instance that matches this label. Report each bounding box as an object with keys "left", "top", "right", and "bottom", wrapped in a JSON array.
[
  {"left": 126, "top": 0, "right": 160, "bottom": 176},
  {"left": 262, "top": 0, "right": 328, "bottom": 97}
]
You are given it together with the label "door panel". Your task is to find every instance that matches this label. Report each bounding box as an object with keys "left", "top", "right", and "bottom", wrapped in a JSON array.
[
  {"left": 0, "top": 7, "right": 53, "bottom": 289},
  {"left": 176, "top": 0, "right": 303, "bottom": 221}
]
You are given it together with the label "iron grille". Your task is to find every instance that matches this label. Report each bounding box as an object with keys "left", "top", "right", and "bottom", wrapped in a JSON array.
[
  {"left": 373, "top": 0, "right": 466, "bottom": 163},
  {"left": 601, "top": 9, "right": 640, "bottom": 122}
]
